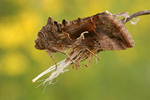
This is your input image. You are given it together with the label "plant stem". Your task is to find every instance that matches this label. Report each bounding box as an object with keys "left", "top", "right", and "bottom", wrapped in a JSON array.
[{"left": 122, "top": 10, "right": 150, "bottom": 23}]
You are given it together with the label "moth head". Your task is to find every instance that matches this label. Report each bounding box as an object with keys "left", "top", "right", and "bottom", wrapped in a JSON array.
[
  {"left": 35, "top": 31, "right": 58, "bottom": 53},
  {"left": 35, "top": 32, "right": 46, "bottom": 50}
]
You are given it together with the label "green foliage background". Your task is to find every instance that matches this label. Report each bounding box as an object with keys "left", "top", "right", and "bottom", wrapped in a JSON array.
[{"left": 0, "top": 0, "right": 150, "bottom": 100}]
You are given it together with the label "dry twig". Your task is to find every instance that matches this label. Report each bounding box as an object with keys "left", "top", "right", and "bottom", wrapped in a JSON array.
[{"left": 122, "top": 10, "right": 150, "bottom": 23}]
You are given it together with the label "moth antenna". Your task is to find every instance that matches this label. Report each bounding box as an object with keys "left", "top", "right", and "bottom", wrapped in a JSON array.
[{"left": 45, "top": 49, "right": 58, "bottom": 70}]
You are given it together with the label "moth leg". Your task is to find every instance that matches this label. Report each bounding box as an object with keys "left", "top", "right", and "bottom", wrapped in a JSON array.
[
  {"left": 86, "top": 48, "right": 100, "bottom": 60},
  {"left": 76, "top": 62, "right": 81, "bottom": 70},
  {"left": 63, "top": 32, "right": 72, "bottom": 40},
  {"left": 84, "top": 54, "right": 94, "bottom": 67},
  {"left": 74, "top": 63, "right": 79, "bottom": 70},
  {"left": 53, "top": 48, "right": 77, "bottom": 65},
  {"left": 45, "top": 49, "right": 58, "bottom": 70},
  {"left": 114, "top": 12, "right": 130, "bottom": 23},
  {"left": 72, "top": 64, "right": 75, "bottom": 70}
]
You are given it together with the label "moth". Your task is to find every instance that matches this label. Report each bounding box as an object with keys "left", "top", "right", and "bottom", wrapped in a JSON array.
[
  {"left": 35, "top": 11, "right": 134, "bottom": 64},
  {"left": 33, "top": 10, "right": 136, "bottom": 85}
]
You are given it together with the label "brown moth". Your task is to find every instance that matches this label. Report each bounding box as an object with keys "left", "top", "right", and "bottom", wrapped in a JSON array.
[
  {"left": 35, "top": 11, "right": 134, "bottom": 53},
  {"left": 33, "top": 10, "right": 135, "bottom": 85}
]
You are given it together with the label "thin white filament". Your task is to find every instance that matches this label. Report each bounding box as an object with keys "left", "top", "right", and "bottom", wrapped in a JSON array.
[
  {"left": 32, "top": 59, "right": 65, "bottom": 83},
  {"left": 32, "top": 48, "right": 85, "bottom": 85}
]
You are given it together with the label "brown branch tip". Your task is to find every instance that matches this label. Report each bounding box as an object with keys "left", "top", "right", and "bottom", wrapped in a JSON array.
[{"left": 121, "top": 10, "right": 150, "bottom": 23}]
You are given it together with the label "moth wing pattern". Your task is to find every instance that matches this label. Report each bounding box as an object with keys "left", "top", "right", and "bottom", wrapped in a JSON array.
[
  {"left": 89, "top": 11, "right": 134, "bottom": 51},
  {"left": 60, "top": 11, "right": 134, "bottom": 51},
  {"left": 35, "top": 11, "right": 134, "bottom": 54}
]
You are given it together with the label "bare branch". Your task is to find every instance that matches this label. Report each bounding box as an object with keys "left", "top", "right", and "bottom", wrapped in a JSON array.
[{"left": 122, "top": 10, "right": 150, "bottom": 23}]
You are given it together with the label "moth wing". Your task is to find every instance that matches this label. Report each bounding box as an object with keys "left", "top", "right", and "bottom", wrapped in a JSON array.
[{"left": 91, "top": 11, "right": 134, "bottom": 51}]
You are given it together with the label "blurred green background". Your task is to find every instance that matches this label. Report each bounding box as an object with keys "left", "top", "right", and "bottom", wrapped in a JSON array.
[{"left": 0, "top": 0, "right": 150, "bottom": 100}]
